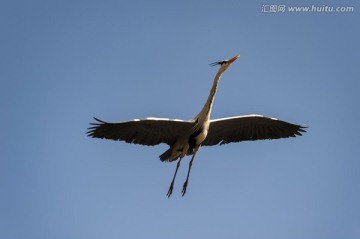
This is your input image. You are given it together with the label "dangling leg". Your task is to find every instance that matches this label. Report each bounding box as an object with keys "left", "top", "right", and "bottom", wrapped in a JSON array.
[
  {"left": 166, "top": 157, "right": 183, "bottom": 198},
  {"left": 181, "top": 146, "right": 200, "bottom": 196}
]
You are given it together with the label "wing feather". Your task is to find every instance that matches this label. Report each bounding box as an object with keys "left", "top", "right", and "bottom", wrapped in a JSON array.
[
  {"left": 87, "top": 117, "right": 193, "bottom": 146},
  {"left": 202, "top": 114, "right": 307, "bottom": 146}
]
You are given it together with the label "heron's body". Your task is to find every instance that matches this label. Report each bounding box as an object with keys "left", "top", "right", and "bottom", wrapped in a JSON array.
[
  {"left": 87, "top": 54, "right": 306, "bottom": 197},
  {"left": 160, "top": 63, "right": 222, "bottom": 162}
]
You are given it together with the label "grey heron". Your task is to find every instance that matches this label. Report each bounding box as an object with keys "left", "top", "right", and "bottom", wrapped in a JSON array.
[{"left": 87, "top": 54, "right": 306, "bottom": 197}]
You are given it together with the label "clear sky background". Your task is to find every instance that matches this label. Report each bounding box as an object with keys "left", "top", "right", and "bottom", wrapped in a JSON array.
[{"left": 1, "top": 1, "right": 359, "bottom": 238}]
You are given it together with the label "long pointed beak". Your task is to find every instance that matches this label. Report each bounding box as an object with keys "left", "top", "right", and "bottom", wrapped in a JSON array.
[{"left": 228, "top": 54, "right": 240, "bottom": 64}]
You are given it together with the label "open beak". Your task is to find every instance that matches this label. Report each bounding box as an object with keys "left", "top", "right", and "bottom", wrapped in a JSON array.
[{"left": 228, "top": 54, "right": 240, "bottom": 64}]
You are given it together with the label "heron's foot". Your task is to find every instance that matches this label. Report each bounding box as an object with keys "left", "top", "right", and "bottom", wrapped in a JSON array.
[
  {"left": 181, "top": 180, "right": 188, "bottom": 197},
  {"left": 166, "top": 182, "right": 174, "bottom": 198}
]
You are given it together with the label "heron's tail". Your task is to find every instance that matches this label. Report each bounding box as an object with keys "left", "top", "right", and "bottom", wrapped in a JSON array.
[
  {"left": 160, "top": 144, "right": 189, "bottom": 162},
  {"left": 159, "top": 148, "right": 173, "bottom": 162}
]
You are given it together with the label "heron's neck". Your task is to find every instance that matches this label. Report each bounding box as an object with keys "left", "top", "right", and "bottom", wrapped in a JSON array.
[{"left": 195, "top": 69, "right": 224, "bottom": 123}]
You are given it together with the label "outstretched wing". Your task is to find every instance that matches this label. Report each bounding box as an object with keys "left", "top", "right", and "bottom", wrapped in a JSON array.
[
  {"left": 202, "top": 114, "right": 306, "bottom": 146},
  {"left": 87, "top": 117, "right": 193, "bottom": 146}
]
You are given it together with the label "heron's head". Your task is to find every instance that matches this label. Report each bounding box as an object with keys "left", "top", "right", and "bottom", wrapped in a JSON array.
[{"left": 210, "top": 54, "right": 240, "bottom": 72}]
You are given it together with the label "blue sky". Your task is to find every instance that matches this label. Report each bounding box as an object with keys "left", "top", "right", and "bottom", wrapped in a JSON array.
[{"left": 1, "top": 1, "right": 359, "bottom": 238}]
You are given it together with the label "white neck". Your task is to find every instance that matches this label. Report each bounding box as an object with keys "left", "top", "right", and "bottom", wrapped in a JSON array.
[{"left": 194, "top": 68, "right": 226, "bottom": 123}]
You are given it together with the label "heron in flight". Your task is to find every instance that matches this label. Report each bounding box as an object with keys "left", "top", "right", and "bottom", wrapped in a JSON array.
[{"left": 87, "top": 54, "right": 306, "bottom": 197}]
